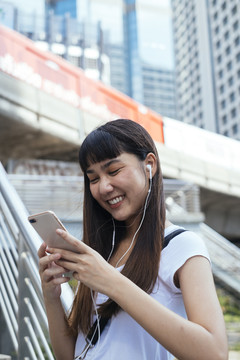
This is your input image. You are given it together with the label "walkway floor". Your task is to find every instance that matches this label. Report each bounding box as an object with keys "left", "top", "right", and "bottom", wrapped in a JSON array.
[{"left": 229, "top": 351, "right": 240, "bottom": 360}]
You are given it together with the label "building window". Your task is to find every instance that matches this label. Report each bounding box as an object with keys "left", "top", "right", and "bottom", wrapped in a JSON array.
[
  {"left": 225, "top": 46, "right": 231, "bottom": 55},
  {"left": 232, "top": 5, "right": 237, "bottom": 15},
  {"left": 218, "top": 69, "right": 224, "bottom": 78},
  {"left": 238, "top": 69, "right": 240, "bottom": 78},
  {"left": 221, "top": 100, "right": 226, "bottom": 109},
  {"left": 217, "top": 54, "right": 222, "bottom": 63},
  {"left": 224, "top": 31, "right": 229, "bottom": 40},
  {"left": 223, "top": 16, "right": 228, "bottom": 25},
  {"left": 220, "top": 84, "right": 225, "bottom": 93},
  {"left": 232, "top": 124, "right": 238, "bottom": 134},
  {"left": 216, "top": 40, "right": 221, "bottom": 49},
  {"left": 228, "top": 76, "right": 234, "bottom": 86},
  {"left": 235, "top": 36, "right": 240, "bottom": 46},
  {"left": 215, "top": 25, "right": 219, "bottom": 34},
  {"left": 227, "top": 61, "right": 232, "bottom": 70},
  {"left": 231, "top": 108, "right": 237, "bottom": 118},
  {"left": 213, "top": 11, "right": 218, "bottom": 20},
  {"left": 221, "top": 2, "right": 226, "bottom": 10},
  {"left": 233, "top": 20, "right": 239, "bottom": 31},
  {"left": 236, "top": 53, "right": 240, "bottom": 63},
  {"left": 230, "top": 92, "right": 235, "bottom": 102},
  {"left": 223, "top": 130, "right": 228, "bottom": 137},
  {"left": 222, "top": 115, "right": 227, "bottom": 124}
]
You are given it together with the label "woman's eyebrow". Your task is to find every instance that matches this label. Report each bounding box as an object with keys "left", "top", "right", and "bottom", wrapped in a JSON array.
[
  {"left": 102, "top": 159, "right": 121, "bottom": 169},
  {"left": 86, "top": 159, "right": 121, "bottom": 174}
]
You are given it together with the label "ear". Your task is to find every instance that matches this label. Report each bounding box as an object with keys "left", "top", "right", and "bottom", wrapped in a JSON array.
[{"left": 144, "top": 153, "right": 157, "bottom": 179}]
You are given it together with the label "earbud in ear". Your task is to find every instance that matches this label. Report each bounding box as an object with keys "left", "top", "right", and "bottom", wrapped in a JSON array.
[{"left": 146, "top": 164, "right": 152, "bottom": 180}]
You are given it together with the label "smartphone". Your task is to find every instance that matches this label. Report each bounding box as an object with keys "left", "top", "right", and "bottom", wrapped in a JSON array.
[{"left": 28, "top": 210, "right": 76, "bottom": 252}]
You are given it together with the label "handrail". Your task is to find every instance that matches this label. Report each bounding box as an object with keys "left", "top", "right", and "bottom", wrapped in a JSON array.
[{"left": 0, "top": 163, "right": 73, "bottom": 359}]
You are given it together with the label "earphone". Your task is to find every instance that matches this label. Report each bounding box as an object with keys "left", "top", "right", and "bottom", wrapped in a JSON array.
[{"left": 146, "top": 164, "right": 152, "bottom": 180}]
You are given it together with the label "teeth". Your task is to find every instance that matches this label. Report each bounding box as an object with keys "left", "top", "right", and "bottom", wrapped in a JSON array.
[{"left": 108, "top": 196, "right": 124, "bottom": 205}]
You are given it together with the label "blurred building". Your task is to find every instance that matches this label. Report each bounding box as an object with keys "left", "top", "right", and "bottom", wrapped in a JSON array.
[
  {"left": 142, "top": 64, "right": 177, "bottom": 119},
  {"left": 171, "top": 0, "right": 240, "bottom": 140},
  {"left": 0, "top": 0, "right": 177, "bottom": 118}
]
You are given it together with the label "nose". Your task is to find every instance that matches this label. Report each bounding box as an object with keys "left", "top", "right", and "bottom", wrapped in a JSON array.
[{"left": 99, "top": 176, "right": 114, "bottom": 195}]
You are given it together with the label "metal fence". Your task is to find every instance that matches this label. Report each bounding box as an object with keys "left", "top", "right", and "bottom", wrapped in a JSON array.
[{"left": 0, "top": 163, "right": 73, "bottom": 359}]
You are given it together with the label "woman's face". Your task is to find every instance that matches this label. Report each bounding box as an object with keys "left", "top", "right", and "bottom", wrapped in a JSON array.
[{"left": 86, "top": 153, "right": 149, "bottom": 225}]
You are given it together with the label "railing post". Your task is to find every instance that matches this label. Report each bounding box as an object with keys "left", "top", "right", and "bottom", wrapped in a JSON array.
[{"left": 17, "top": 235, "right": 29, "bottom": 360}]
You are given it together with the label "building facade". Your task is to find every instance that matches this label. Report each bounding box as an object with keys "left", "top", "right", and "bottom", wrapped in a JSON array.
[
  {"left": 142, "top": 64, "right": 176, "bottom": 119},
  {"left": 171, "top": 0, "right": 240, "bottom": 139}
]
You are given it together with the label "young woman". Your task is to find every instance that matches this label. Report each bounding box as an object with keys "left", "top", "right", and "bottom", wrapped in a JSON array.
[{"left": 38, "top": 119, "right": 228, "bottom": 360}]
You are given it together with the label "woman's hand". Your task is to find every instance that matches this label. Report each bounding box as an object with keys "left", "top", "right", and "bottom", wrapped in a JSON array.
[
  {"left": 46, "top": 229, "right": 117, "bottom": 295},
  {"left": 38, "top": 241, "right": 71, "bottom": 302}
]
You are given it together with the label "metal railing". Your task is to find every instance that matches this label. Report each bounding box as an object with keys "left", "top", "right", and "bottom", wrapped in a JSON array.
[
  {"left": 0, "top": 163, "right": 73, "bottom": 359},
  {"left": 179, "top": 222, "right": 240, "bottom": 298}
]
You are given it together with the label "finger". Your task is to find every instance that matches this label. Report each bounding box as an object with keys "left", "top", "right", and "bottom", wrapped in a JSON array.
[
  {"left": 42, "top": 265, "right": 69, "bottom": 282},
  {"left": 38, "top": 242, "right": 47, "bottom": 258},
  {"left": 47, "top": 247, "right": 81, "bottom": 263},
  {"left": 39, "top": 253, "right": 61, "bottom": 272},
  {"left": 56, "top": 259, "right": 76, "bottom": 272},
  {"left": 56, "top": 229, "right": 91, "bottom": 254}
]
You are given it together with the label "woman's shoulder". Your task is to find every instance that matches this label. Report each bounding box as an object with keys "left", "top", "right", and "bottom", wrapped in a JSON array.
[
  {"left": 160, "top": 224, "right": 211, "bottom": 291},
  {"left": 162, "top": 224, "right": 210, "bottom": 268}
]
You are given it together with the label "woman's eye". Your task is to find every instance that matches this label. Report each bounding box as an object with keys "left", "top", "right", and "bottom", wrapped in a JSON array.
[
  {"left": 89, "top": 177, "right": 99, "bottom": 184},
  {"left": 109, "top": 169, "right": 120, "bottom": 176}
]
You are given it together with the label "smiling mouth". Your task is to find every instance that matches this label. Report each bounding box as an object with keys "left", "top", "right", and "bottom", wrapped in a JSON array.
[{"left": 108, "top": 196, "right": 124, "bottom": 205}]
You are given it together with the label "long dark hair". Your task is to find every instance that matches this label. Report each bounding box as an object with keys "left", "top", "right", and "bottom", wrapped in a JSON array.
[{"left": 68, "top": 119, "right": 166, "bottom": 336}]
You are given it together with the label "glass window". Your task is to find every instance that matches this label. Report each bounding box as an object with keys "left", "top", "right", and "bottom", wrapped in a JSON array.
[
  {"left": 223, "top": 16, "right": 228, "bottom": 25},
  {"left": 232, "top": 5, "right": 237, "bottom": 15},
  {"left": 221, "top": 99, "right": 226, "bottom": 109},
  {"left": 228, "top": 76, "right": 234, "bottom": 86},
  {"left": 222, "top": 115, "right": 227, "bottom": 124},
  {"left": 218, "top": 69, "right": 224, "bottom": 78},
  {"left": 231, "top": 108, "right": 237, "bottom": 118},
  {"left": 227, "top": 61, "right": 232, "bottom": 70},
  {"left": 235, "top": 36, "right": 240, "bottom": 46},
  {"left": 225, "top": 46, "right": 231, "bottom": 55},
  {"left": 221, "top": 2, "right": 226, "bottom": 10},
  {"left": 229, "top": 92, "right": 235, "bottom": 102},
  {"left": 233, "top": 20, "right": 239, "bottom": 31},
  {"left": 232, "top": 123, "right": 238, "bottom": 134},
  {"left": 224, "top": 31, "right": 229, "bottom": 40}
]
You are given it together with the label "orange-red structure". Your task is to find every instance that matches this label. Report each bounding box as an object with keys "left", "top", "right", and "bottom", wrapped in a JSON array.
[{"left": 0, "top": 25, "right": 164, "bottom": 143}]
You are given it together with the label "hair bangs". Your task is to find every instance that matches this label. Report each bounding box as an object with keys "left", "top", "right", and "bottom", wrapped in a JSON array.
[{"left": 79, "top": 129, "right": 124, "bottom": 172}]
